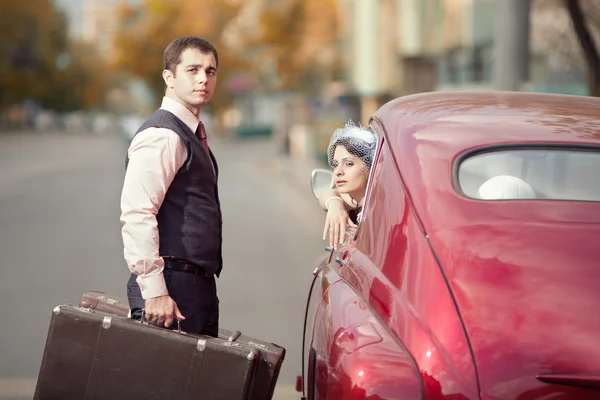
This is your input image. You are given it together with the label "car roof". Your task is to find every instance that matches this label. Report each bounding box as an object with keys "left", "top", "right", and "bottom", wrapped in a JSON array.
[
  {"left": 375, "top": 91, "right": 600, "bottom": 152},
  {"left": 373, "top": 91, "right": 600, "bottom": 234}
]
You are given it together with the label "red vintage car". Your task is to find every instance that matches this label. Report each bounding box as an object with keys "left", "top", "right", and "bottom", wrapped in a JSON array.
[{"left": 301, "top": 91, "right": 600, "bottom": 400}]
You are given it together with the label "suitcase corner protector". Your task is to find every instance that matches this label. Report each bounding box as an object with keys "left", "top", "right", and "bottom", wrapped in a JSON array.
[
  {"left": 102, "top": 316, "right": 112, "bottom": 329},
  {"left": 247, "top": 348, "right": 259, "bottom": 361}
]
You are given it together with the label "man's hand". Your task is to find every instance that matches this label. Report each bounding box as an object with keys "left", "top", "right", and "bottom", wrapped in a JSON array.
[{"left": 144, "top": 295, "right": 185, "bottom": 328}]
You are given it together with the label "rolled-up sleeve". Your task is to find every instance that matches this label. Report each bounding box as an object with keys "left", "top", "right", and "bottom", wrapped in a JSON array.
[{"left": 120, "top": 128, "right": 186, "bottom": 299}]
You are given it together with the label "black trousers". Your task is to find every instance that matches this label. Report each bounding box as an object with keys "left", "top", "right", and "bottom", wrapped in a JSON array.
[{"left": 127, "top": 268, "right": 219, "bottom": 337}]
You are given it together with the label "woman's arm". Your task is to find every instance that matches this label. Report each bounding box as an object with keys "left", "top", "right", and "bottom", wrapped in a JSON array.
[
  {"left": 318, "top": 189, "right": 355, "bottom": 211},
  {"left": 318, "top": 189, "right": 357, "bottom": 249}
]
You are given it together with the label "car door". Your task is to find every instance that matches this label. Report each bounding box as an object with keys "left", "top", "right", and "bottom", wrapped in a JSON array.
[{"left": 301, "top": 119, "right": 423, "bottom": 400}]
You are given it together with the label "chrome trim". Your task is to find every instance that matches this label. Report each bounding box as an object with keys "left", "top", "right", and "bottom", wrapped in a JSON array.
[
  {"left": 53, "top": 306, "right": 61, "bottom": 315},
  {"left": 102, "top": 316, "right": 112, "bottom": 329},
  {"left": 197, "top": 339, "right": 207, "bottom": 352},
  {"left": 335, "top": 257, "right": 347, "bottom": 266}
]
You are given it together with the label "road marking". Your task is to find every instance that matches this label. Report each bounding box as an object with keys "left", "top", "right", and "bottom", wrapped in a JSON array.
[
  {"left": 0, "top": 378, "right": 300, "bottom": 399},
  {"left": 0, "top": 378, "right": 36, "bottom": 397}
]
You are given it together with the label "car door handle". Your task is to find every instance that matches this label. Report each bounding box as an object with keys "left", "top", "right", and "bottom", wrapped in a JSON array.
[{"left": 335, "top": 257, "right": 347, "bottom": 266}]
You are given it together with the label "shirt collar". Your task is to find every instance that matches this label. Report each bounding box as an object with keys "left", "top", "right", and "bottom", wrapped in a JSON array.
[{"left": 159, "top": 96, "right": 199, "bottom": 134}]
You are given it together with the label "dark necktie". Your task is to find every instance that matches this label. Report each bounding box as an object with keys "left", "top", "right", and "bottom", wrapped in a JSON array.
[{"left": 196, "top": 121, "right": 215, "bottom": 176}]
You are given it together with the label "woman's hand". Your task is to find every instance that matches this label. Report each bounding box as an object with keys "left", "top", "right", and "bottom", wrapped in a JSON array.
[{"left": 323, "top": 199, "right": 357, "bottom": 249}]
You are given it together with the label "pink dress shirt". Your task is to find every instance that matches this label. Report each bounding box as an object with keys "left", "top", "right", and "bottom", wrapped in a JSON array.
[{"left": 120, "top": 96, "right": 202, "bottom": 299}]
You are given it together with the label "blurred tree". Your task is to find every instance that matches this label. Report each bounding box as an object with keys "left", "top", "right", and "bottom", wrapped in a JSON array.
[
  {"left": 0, "top": 0, "right": 67, "bottom": 109},
  {"left": 246, "top": 0, "right": 342, "bottom": 94},
  {"left": 565, "top": 0, "right": 600, "bottom": 96},
  {"left": 44, "top": 40, "right": 112, "bottom": 111},
  {"left": 532, "top": 0, "right": 600, "bottom": 96},
  {"left": 0, "top": 0, "right": 109, "bottom": 111},
  {"left": 111, "top": 0, "right": 247, "bottom": 113}
]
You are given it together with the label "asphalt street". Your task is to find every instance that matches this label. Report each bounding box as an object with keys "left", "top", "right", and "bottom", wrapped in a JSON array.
[{"left": 0, "top": 130, "right": 327, "bottom": 399}]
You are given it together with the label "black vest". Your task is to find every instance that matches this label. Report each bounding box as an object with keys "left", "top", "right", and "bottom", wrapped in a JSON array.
[{"left": 126, "top": 109, "right": 222, "bottom": 276}]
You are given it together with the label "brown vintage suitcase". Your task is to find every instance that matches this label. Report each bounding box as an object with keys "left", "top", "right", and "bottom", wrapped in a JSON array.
[
  {"left": 79, "top": 291, "right": 286, "bottom": 400},
  {"left": 219, "top": 328, "right": 286, "bottom": 400},
  {"left": 35, "top": 304, "right": 259, "bottom": 400}
]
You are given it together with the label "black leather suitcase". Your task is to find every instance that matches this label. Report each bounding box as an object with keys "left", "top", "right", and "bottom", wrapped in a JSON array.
[
  {"left": 78, "top": 291, "right": 286, "bottom": 400},
  {"left": 34, "top": 304, "right": 259, "bottom": 400}
]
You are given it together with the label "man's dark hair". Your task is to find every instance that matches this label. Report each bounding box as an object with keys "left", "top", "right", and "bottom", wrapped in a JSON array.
[{"left": 163, "top": 36, "right": 219, "bottom": 74}]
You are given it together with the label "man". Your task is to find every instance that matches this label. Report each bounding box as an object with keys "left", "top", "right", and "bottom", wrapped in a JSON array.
[{"left": 121, "top": 36, "right": 222, "bottom": 336}]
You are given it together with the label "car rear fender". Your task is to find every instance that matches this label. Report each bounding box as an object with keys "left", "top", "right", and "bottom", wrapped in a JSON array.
[{"left": 308, "top": 266, "right": 423, "bottom": 400}]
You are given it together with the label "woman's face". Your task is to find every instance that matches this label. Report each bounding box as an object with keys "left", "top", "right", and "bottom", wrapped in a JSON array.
[{"left": 331, "top": 145, "right": 370, "bottom": 199}]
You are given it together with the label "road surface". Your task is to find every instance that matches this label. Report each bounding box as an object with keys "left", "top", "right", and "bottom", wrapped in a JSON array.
[{"left": 0, "top": 130, "right": 327, "bottom": 399}]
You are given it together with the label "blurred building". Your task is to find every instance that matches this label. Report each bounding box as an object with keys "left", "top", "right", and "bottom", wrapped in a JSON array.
[
  {"left": 400, "top": 0, "right": 588, "bottom": 95},
  {"left": 394, "top": 0, "right": 499, "bottom": 92},
  {"left": 54, "top": 0, "right": 140, "bottom": 60},
  {"left": 335, "top": 0, "right": 484, "bottom": 119},
  {"left": 316, "top": 0, "right": 590, "bottom": 139},
  {"left": 80, "top": 0, "right": 120, "bottom": 60},
  {"left": 397, "top": 0, "right": 445, "bottom": 94},
  {"left": 437, "top": 0, "right": 495, "bottom": 90},
  {"left": 335, "top": 0, "right": 403, "bottom": 123}
]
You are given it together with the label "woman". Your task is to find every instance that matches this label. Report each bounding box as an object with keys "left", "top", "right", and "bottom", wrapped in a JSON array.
[{"left": 318, "top": 120, "right": 377, "bottom": 249}]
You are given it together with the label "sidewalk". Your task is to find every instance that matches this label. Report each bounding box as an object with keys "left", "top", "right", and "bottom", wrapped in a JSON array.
[
  {"left": 216, "top": 133, "right": 328, "bottom": 198},
  {"left": 277, "top": 154, "right": 326, "bottom": 194}
]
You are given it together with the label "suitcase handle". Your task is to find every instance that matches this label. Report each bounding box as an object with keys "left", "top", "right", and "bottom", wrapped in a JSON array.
[
  {"left": 140, "top": 309, "right": 184, "bottom": 334},
  {"left": 228, "top": 330, "right": 241, "bottom": 342}
]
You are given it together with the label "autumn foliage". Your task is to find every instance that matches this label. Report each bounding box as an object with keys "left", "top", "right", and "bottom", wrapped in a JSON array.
[
  {"left": 0, "top": 0, "right": 110, "bottom": 111},
  {"left": 111, "top": 0, "right": 247, "bottom": 111},
  {"left": 248, "top": 0, "right": 342, "bottom": 91},
  {"left": 111, "top": 0, "right": 342, "bottom": 110}
]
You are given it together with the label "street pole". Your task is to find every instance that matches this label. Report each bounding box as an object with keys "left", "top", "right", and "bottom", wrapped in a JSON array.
[
  {"left": 353, "top": 0, "right": 380, "bottom": 124},
  {"left": 493, "top": 0, "right": 531, "bottom": 91}
]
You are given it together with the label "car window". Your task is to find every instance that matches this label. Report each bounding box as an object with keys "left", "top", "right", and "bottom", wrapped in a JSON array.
[
  {"left": 457, "top": 147, "right": 600, "bottom": 202},
  {"left": 349, "top": 121, "right": 385, "bottom": 240}
]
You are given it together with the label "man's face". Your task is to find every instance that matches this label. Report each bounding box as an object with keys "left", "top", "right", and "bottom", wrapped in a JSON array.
[{"left": 163, "top": 48, "right": 217, "bottom": 111}]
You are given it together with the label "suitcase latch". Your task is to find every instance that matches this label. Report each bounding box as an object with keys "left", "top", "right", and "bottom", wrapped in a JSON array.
[
  {"left": 249, "top": 341, "right": 268, "bottom": 350},
  {"left": 97, "top": 295, "right": 119, "bottom": 305}
]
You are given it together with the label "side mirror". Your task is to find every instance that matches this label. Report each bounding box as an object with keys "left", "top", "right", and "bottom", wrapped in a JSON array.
[{"left": 310, "top": 169, "right": 335, "bottom": 199}]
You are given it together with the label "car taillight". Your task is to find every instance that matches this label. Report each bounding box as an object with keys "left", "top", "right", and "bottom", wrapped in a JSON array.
[{"left": 296, "top": 375, "right": 303, "bottom": 392}]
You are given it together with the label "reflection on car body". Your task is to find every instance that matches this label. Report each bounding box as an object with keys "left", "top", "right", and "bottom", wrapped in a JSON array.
[{"left": 301, "top": 91, "right": 600, "bottom": 400}]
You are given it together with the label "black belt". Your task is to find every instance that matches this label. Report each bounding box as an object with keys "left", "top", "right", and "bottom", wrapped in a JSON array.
[{"left": 164, "top": 259, "right": 211, "bottom": 277}]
